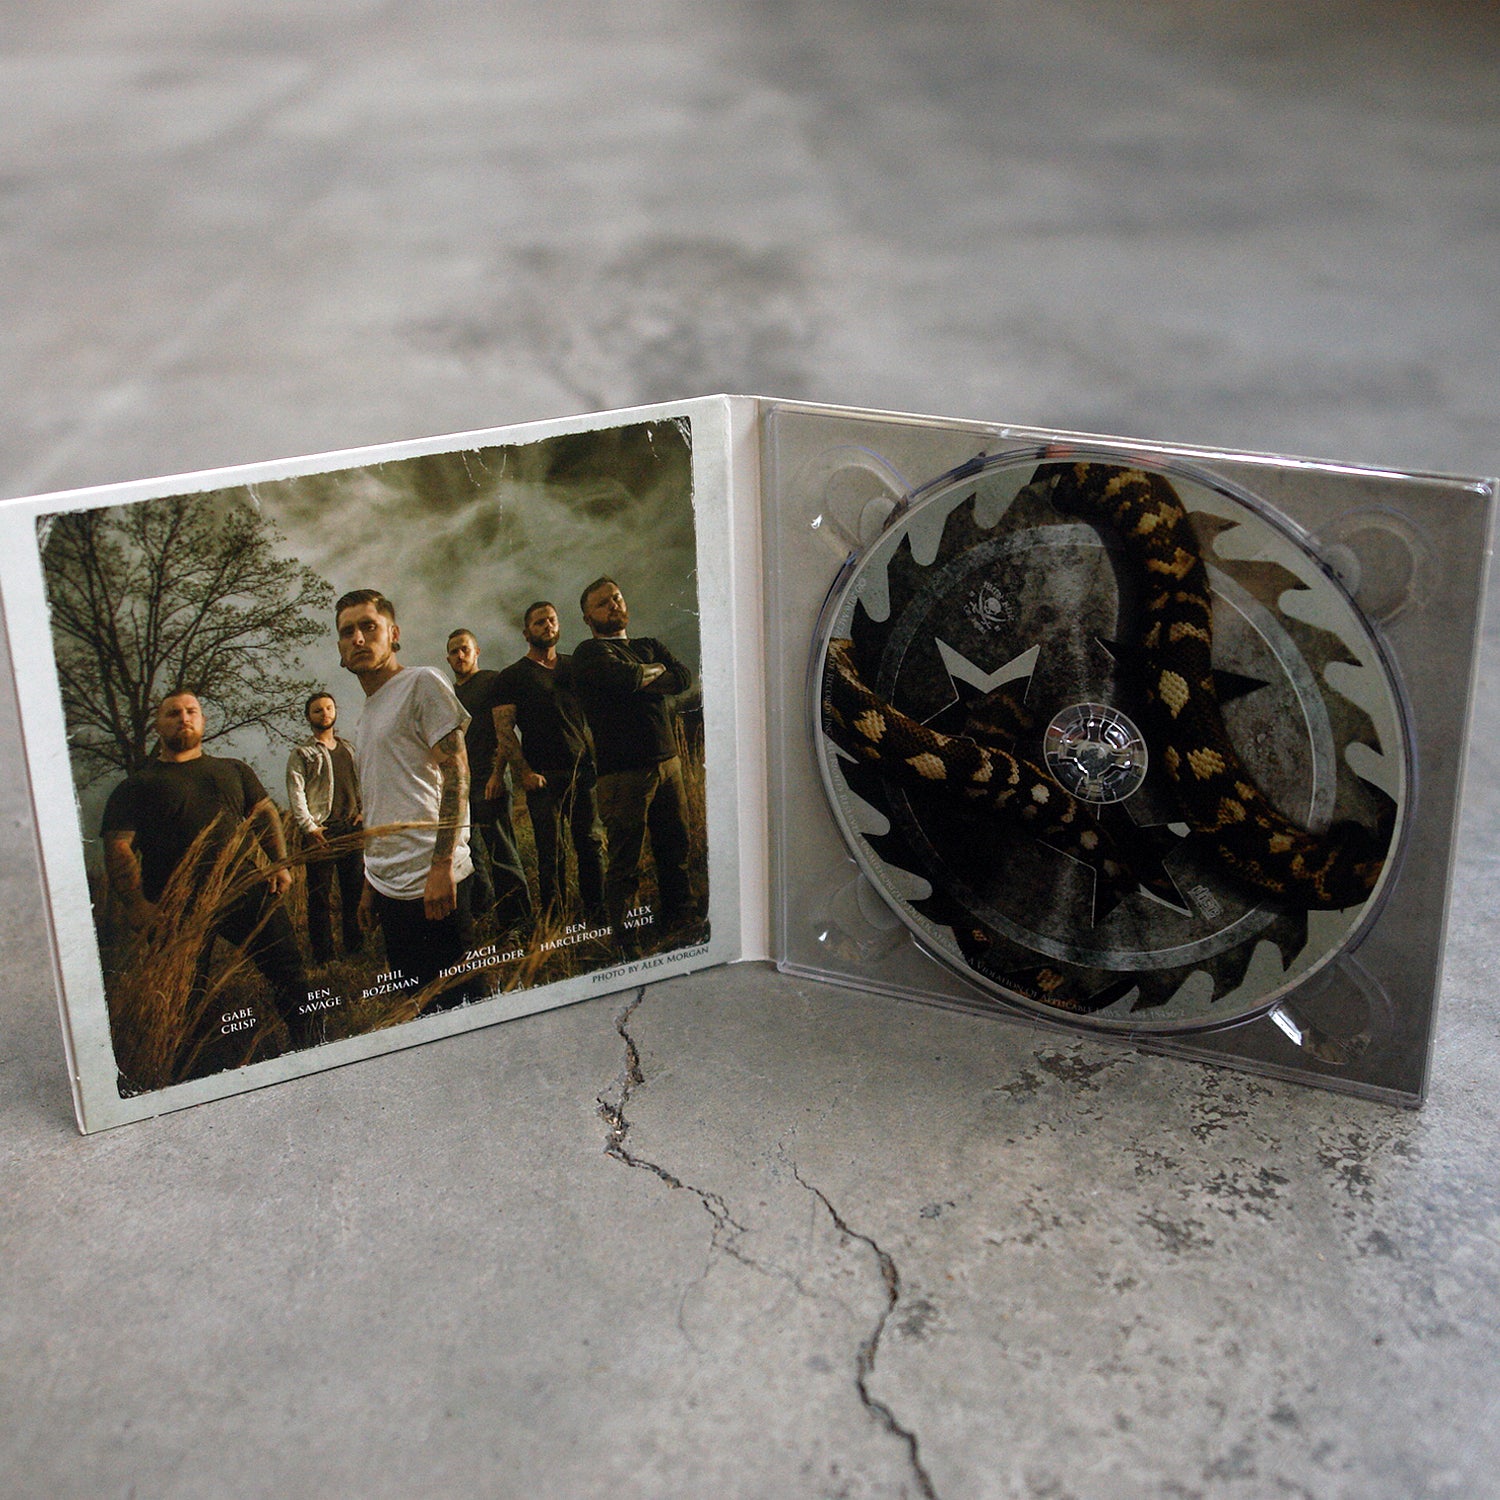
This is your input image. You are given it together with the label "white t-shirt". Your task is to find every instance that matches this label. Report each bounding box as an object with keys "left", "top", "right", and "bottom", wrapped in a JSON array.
[{"left": 354, "top": 666, "right": 474, "bottom": 900}]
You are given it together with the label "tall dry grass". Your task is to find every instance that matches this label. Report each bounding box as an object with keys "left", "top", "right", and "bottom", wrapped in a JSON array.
[
  {"left": 390, "top": 730, "right": 713, "bottom": 1012},
  {"left": 104, "top": 813, "right": 417, "bottom": 1092},
  {"left": 102, "top": 736, "right": 712, "bottom": 1093},
  {"left": 107, "top": 808, "right": 282, "bottom": 1092}
]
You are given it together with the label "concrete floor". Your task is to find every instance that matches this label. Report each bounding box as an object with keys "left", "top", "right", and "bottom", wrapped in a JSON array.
[{"left": 3, "top": 1, "right": 1499, "bottom": 1496}]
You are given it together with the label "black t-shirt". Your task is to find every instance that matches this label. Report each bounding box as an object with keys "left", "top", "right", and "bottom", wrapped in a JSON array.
[
  {"left": 328, "top": 740, "right": 360, "bottom": 825},
  {"left": 571, "top": 636, "right": 693, "bottom": 775},
  {"left": 493, "top": 654, "right": 592, "bottom": 776},
  {"left": 100, "top": 755, "right": 268, "bottom": 902},
  {"left": 453, "top": 669, "right": 502, "bottom": 785}
]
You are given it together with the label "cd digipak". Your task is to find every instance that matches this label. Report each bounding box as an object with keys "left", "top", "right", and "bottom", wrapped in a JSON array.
[
  {"left": 812, "top": 448, "right": 1408, "bottom": 1035},
  {"left": 2, "top": 394, "right": 1489, "bottom": 1127}
]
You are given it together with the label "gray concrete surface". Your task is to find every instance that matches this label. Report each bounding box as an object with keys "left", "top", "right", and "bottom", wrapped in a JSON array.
[{"left": 3, "top": 1, "right": 1499, "bottom": 1495}]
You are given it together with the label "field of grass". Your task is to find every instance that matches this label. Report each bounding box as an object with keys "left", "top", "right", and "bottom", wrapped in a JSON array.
[{"left": 99, "top": 739, "right": 710, "bottom": 1095}]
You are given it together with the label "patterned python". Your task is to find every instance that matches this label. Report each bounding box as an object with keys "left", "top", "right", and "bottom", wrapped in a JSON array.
[
  {"left": 823, "top": 636, "right": 1139, "bottom": 914},
  {"left": 822, "top": 460, "right": 1393, "bottom": 913}
]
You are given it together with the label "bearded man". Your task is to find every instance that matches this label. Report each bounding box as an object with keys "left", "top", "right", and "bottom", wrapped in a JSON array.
[{"left": 101, "top": 689, "right": 317, "bottom": 1050}]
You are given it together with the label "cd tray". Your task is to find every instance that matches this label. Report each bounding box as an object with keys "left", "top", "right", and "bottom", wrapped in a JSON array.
[{"left": 763, "top": 403, "right": 1491, "bottom": 1107}]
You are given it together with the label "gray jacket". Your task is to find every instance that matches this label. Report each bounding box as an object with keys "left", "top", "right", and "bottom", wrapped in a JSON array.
[{"left": 286, "top": 735, "right": 360, "bottom": 834}]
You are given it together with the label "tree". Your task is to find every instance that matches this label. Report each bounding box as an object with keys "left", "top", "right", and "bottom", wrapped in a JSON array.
[{"left": 41, "top": 492, "right": 334, "bottom": 784}]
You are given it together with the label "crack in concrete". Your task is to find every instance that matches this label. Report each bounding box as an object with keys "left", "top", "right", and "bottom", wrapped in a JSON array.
[
  {"left": 792, "top": 1164, "right": 940, "bottom": 1500},
  {"left": 597, "top": 990, "right": 940, "bottom": 1495},
  {"left": 596, "top": 987, "right": 764, "bottom": 1281}
]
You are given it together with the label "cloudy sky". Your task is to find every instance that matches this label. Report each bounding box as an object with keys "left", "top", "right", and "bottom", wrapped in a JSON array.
[
  {"left": 258, "top": 416, "right": 699, "bottom": 700},
  {"left": 67, "top": 416, "right": 700, "bottom": 815}
]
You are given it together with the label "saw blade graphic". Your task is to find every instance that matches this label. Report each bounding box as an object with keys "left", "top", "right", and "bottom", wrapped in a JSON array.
[{"left": 814, "top": 454, "right": 1407, "bottom": 1033}]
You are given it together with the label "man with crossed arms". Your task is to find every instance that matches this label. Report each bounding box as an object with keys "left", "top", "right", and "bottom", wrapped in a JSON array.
[{"left": 572, "top": 576, "right": 697, "bottom": 946}]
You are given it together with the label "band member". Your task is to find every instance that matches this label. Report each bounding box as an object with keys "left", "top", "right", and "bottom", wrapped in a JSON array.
[
  {"left": 445, "top": 629, "right": 533, "bottom": 934},
  {"left": 101, "top": 690, "right": 317, "bottom": 1049},
  {"left": 285, "top": 691, "right": 364, "bottom": 964},
  {"left": 572, "top": 577, "right": 697, "bottom": 944},
  {"left": 492, "top": 601, "right": 606, "bottom": 923},
  {"left": 336, "top": 589, "right": 478, "bottom": 1007}
]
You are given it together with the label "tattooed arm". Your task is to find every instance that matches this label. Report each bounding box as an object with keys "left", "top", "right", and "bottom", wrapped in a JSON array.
[
  {"left": 489, "top": 703, "right": 542, "bottom": 797},
  {"left": 104, "top": 830, "right": 156, "bottom": 931},
  {"left": 425, "top": 725, "right": 470, "bottom": 919}
]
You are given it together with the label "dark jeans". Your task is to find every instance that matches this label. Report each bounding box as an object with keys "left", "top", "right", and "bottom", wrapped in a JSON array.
[
  {"left": 526, "top": 758, "right": 606, "bottom": 921},
  {"left": 371, "top": 874, "right": 482, "bottom": 1012},
  {"left": 195, "top": 888, "right": 315, "bottom": 1045},
  {"left": 304, "top": 823, "right": 364, "bottom": 962},
  {"left": 595, "top": 755, "right": 694, "bottom": 938},
  {"left": 467, "top": 784, "right": 532, "bottom": 929}
]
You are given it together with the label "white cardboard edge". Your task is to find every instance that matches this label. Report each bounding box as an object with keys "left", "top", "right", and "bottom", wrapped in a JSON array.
[{"left": 727, "top": 397, "right": 770, "bottom": 961}]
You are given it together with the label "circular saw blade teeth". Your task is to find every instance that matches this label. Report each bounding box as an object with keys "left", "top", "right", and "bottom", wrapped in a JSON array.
[{"left": 814, "top": 452, "right": 1407, "bottom": 1034}]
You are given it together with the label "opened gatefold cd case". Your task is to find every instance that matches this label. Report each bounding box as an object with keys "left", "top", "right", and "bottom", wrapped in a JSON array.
[{"left": 0, "top": 395, "right": 1489, "bottom": 1128}]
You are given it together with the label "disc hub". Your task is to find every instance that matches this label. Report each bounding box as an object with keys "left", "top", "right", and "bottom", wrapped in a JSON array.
[{"left": 1043, "top": 702, "right": 1148, "bottom": 803}]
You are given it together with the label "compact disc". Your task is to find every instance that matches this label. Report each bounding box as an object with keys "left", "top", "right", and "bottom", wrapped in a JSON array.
[{"left": 811, "top": 448, "right": 1409, "bottom": 1033}]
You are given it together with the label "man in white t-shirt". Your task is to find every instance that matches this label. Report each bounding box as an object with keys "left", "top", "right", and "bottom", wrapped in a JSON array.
[{"left": 336, "top": 588, "right": 481, "bottom": 1009}]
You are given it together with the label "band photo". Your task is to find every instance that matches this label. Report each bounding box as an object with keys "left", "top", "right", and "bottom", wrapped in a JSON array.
[{"left": 38, "top": 417, "right": 708, "bottom": 1098}]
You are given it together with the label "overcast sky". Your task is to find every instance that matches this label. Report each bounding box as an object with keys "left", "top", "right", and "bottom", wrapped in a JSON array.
[
  {"left": 67, "top": 416, "right": 700, "bottom": 821},
  {"left": 240, "top": 418, "right": 698, "bottom": 762}
]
